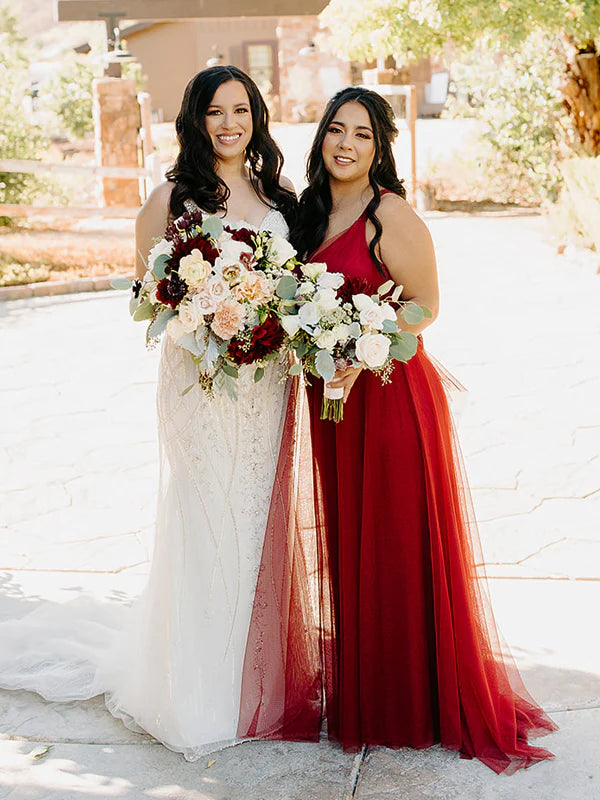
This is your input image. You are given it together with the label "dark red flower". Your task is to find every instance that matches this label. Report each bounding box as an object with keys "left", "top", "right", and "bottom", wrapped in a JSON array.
[
  {"left": 156, "top": 273, "right": 187, "bottom": 309},
  {"left": 164, "top": 210, "right": 203, "bottom": 241},
  {"left": 225, "top": 225, "right": 256, "bottom": 249},
  {"left": 337, "top": 275, "right": 376, "bottom": 304},
  {"left": 167, "top": 234, "right": 219, "bottom": 273},
  {"left": 228, "top": 313, "right": 285, "bottom": 365}
]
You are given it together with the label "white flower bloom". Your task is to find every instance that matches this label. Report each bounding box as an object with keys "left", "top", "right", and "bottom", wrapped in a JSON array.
[
  {"left": 219, "top": 239, "right": 253, "bottom": 264},
  {"left": 148, "top": 237, "right": 173, "bottom": 269},
  {"left": 267, "top": 234, "right": 296, "bottom": 267},
  {"left": 332, "top": 323, "right": 351, "bottom": 343},
  {"left": 281, "top": 315, "right": 301, "bottom": 337},
  {"left": 314, "top": 288, "right": 340, "bottom": 313},
  {"left": 206, "top": 275, "right": 229, "bottom": 301},
  {"left": 297, "top": 301, "right": 321, "bottom": 328},
  {"left": 301, "top": 262, "right": 327, "bottom": 280},
  {"left": 178, "top": 249, "right": 212, "bottom": 288},
  {"left": 352, "top": 293, "right": 374, "bottom": 312},
  {"left": 359, "top": 303, "right": 385, "bottom": 330},
  {"left": 316, "top": 328, "right": 338, "bottom": 351},
  {"left": 298, "top": 281, "right": 316, "bottom": 296},
  {"left": 380, "top": 302, "right": 397, "bottom": 322},
  {"left": 192, "top": 288, "right": 218, "bottom": 316},
  {"left": 177, "top": 300, "right": 202, "bottom": 333},
  {"left": 355, "top": 333, "right": 390, "bottom": 368},
  {"left": 167, "top": 315, "right": 186, "bottom": 342},
  {"left": 317, "top": 271, "right": 345, "bottom": 291}
]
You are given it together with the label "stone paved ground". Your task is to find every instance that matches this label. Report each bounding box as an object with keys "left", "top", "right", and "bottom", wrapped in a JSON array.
[{"left": 0, "top": 213, "right": 599, "bottom": 799}]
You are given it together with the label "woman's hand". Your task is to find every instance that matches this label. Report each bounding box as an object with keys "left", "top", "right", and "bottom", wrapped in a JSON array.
[{"left": 326, "top": 365, "right": 363, "bottom": 403}]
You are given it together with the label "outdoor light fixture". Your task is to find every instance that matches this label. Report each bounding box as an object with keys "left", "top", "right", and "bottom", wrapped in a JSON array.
[{"left": 298, "top": 41, "right": 317, "bottom": 57}]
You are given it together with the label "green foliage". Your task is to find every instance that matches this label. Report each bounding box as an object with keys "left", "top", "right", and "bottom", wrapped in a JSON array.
[
  {"left": 445, "top": 33, "right": 569, "bottom": 203},
  {"left": 0, "top": 5, "right": 47, "bottom": 208},
  {"left": 320, "top": 0, "right": 600, "bottom": 62},
  {"left": 44, "top": 55, "right": 96, "bottom": 139}
]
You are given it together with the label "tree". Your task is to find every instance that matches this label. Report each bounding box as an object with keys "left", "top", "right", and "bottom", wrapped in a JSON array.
[{"left": 320, "top": 0, "right": 600, "bottom": 156}]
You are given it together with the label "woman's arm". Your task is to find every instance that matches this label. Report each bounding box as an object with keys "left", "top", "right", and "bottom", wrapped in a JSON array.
[
  {"left": 374, "top": 193, "right": 439, "bottom": 335},
  {"left": 134, "top": 181, "right": 174, "bottom": 280}
]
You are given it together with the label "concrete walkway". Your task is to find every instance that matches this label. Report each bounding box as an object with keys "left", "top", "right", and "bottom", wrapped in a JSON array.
[{"left": 0, "top": 213, "right": 599, "bottom": 799}]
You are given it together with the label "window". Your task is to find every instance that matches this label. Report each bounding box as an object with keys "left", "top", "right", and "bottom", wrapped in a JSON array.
[{"left": 243, "top": 42, "right": 278, "bottom": 97}]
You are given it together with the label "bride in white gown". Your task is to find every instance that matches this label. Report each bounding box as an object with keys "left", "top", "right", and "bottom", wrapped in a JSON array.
[{"left": 0, "top": 66, "right": 297, "bottom": 760}]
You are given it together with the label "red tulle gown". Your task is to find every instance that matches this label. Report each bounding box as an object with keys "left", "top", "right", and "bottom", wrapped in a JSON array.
[{"left": 238, "top": 208, "right": 557, "bottom": 775}]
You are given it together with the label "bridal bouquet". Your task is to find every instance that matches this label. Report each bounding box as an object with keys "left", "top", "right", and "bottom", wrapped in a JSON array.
[
  {"left": 114, "top": 209, "right": 297, "bottom": 398},
  {"left": 279, "top": 262, "right": 431, "bottom": 421}
]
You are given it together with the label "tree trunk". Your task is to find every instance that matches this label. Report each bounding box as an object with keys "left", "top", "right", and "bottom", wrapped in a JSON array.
[{"left": 560, "top": 40, "right": 600, "bottom": 157}]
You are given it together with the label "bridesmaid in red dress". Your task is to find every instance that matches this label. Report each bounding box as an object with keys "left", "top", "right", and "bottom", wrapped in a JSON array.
[
  {"left": 293, "top": 87, "right": 556, "bottom": 774},
  {"left": 238, "top": 87, "right": 556, "bottom": 775}
]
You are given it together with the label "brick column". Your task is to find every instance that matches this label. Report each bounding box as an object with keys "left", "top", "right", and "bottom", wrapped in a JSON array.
[
  {"left": 277, "top": 17, "right": 351, "bottom": 123},
  {"left": 92, "top": 78, "right": 141, "bottom": 207}
]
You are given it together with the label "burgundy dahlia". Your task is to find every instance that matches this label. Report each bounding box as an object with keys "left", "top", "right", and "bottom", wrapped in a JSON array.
[
  {"left": 337, "top": 275, "right": 376, "bottom": 305},
  {"left": 228, "top": 314, "right": 284, "bottom": 365},
  {"left": 156, "top": 273, "right": 187, "bottom": 309},
  {"left": 225, "top": 225, "right": 256, "bottom": 249},
  {"left": 164, "top": 210, "right": 203, "bottom": 241},
  {"left": 167, "top": 234, "right": 219, "bottom": 273}
]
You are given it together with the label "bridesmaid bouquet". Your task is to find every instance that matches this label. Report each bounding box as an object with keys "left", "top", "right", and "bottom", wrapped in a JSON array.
[
  {"left": 113, "top": 209, "right": 298, "bottom": 399},
  {"left": 278, "top": 262, "right": 430, "bottom": 421}
]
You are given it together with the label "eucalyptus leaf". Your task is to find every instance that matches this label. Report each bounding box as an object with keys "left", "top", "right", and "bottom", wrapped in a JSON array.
[
  {"left": 152, "top": 253, "right": 170, "bottom": 280},
  {"left": 348, "top": 321, "right": 362, "bottom": 339},
  {"left": 400, "top": 304, "right": 425, "bottom": 325},
  {"left": 178, "top": 332, "right": 204, "bottom": 357},
  {"left": 202, "top": 215, "right": 224, "bottom": 240},
  {"left": 110, "top": 277, "right": 132, "bottom": 290},
  {"left": 391, "top": 284, "right": 404, "bottom": 303},
  {"left": 129, "top": 294, "right": 140, "bottom": 317},
  {"left": 222, "top": 362, "right": 239, "bottom": 379},
  {"left": 382, "top": 318, "right": 398, "bottom": 334},
  {"left": 421, "top": 305, "right": 433, "bottom": 318},
  {"left": 207, "top": 336, "right": 220, "bottom": 367},
  {"left": 181, "top": 383, "right": 196, "bottom": 396},
  {"left": 288, "top": 362, "right": 303, "bottom": 376},
  {"left": 377, "top": 279, "right": 394, "bottom": 295},
  {"left": 147, "top": 308, "right": 176, "bottom": 339},
  {"left": 315, "top": 349, "right": 335, "bottom": 382},
  {"left": 254, "top": 366, "right": 265, "bottom": 383},
  {"left": 276, "top": 274, "right": 299, "bottom": 300},
  {"left": 389, "top": 332, "right": 418, "bottom": 362},
  {"left": 223, "top": 374, "right": 238, "bottom": 402},
  {"left": 132, "top": 299, "right": 155, "bottom": 322}
]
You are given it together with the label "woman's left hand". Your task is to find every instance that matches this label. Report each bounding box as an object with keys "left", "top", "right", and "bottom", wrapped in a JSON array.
[{"left": 326, "top": 365, "right": 363, "bottom": 403}]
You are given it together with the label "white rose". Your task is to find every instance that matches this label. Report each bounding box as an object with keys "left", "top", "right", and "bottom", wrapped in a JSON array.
[
  {"left": 355, "top": 333, "right": 390, "bottom": 369},
  {"left": 333, "top": 323, "right": 351, "bottom": 343},
  {"left": 167, "top": 315, "right": 186, "bottom": 342},
  {"left": 359, "top": 303, "right": 385, "bottom": 330},
  {"left": 219, "top": 239, "right": 253, "bottom": 264},
  {"left": 281, "top": 315, "right": 301, "bottom": 337},
  {"left": 352, "top": 293, "right": 374, "bottom": 312},
  {"left": 178, "top": 250, "right": 212, "bottom": 288},
  {"left": 317, "top": 271, "right": 345, "bottom": 291},
  {"left": 267, "top": 234, "right": 296, "bottom": 267},
  {"left": 297, "top": 301, "right": 321, "bottom": 328},
  {"left": 300, "top": 262, "right": 327, "bottom": 280},
  {"left": 192, "top": 288, "right": 218, "bottom": 316},
  {"left": 148, "top": 237, "right": 173, "bottom": 270},
  {"left": 314, "top": 288, "right": 340, "bottom": 313},
  {"left": 206, "top": 275, "right": 229, "bottom": 301},
  {"left": 316, "top": 328, "right": 338, "bottom": 351},
  {"left": 177, "top": 300, "right": 202, "bottom": 333}
]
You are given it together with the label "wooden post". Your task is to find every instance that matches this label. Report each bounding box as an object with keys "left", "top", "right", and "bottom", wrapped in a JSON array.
[{"left": 138, "top": 91, "right": 161, "bottom": 196}]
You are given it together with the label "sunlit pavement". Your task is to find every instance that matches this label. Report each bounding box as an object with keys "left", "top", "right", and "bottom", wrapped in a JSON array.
[{"left": 1, "top": 212, "right": 598, "bottom": 798}]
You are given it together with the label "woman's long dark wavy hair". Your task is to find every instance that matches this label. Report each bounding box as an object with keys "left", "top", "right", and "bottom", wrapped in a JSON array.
[
  {"left": 292, "top": 87, "right": 406, "bottom": 272},
  {"left": 166, "top": 66, "right": 296, "bottom": 225}
]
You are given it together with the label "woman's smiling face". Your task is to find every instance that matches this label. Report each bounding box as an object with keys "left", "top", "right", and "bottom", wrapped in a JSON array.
[
  {"left": 321, "top": 101, "right": 376, "bottom": 185},
  {"left": 204, "top": 80, "right": 253, "bottom": 162}
]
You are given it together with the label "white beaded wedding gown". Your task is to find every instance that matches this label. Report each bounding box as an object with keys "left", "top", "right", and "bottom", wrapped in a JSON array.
[{"left": 0, "top": 208, "right": 291, "bottom": 760}]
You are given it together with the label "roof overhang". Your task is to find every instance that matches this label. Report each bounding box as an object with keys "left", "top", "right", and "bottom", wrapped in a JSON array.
[{"left": 56, "top": 0, "right": 328, "bottom": 21}]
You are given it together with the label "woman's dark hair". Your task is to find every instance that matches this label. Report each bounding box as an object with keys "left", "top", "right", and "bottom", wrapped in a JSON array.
[
  {"left": 166, "top": 65, "right": 296, "bottom": 225},
  {"left": 292, "top": 87, "right": 405, "bottom": 271}
]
